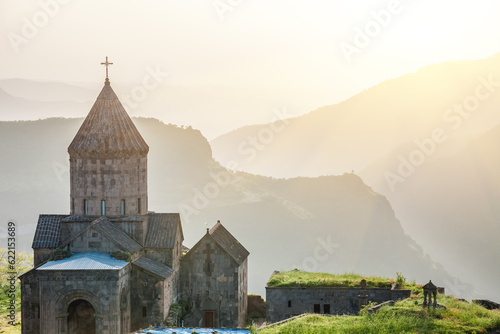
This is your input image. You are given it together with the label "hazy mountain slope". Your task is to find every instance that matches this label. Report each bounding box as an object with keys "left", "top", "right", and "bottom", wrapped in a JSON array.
[
  {"left": 0, "top": 78, "right": 96, "bottom": 102},
  {"left": 361, "top": 123, "right": 500, "bottom": 302},
  {"left": 210, "top": 53, "right": 500, "bottom": 177},
  {"left": 0, "top": 118, "right": 468, "bottom": 298},
  {"left": 0, "top": 88, "right": 89, "bottom": 120}
]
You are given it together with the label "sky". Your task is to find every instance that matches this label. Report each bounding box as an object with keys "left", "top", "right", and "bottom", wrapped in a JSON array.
[{"left": 1, "top": 0, "right": 500, "bottom": 138}]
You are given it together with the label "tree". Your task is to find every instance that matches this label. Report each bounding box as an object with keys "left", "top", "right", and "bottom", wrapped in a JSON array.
[{"left": 0, "top": 249, "right": 33, "bottom": 288}]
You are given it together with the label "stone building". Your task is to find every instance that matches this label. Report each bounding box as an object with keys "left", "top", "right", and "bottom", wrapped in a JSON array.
[
  {"left": 180, "top": 221, "right": 249, "bottom": 328},
  {"left": 20, "top": 65, "right": 248, "bottom": 334},
  {"left": 266, "top": 272, "right": 411, "bottom": 323}
]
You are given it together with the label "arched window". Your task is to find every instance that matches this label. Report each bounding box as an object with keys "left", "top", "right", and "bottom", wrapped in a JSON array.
[
  {"left": 101, "top": 200, "right": 106, "bottom": 216},
  {"left": 84, "top": 199, "right": 88, "bottom": 215},
  {"left": 121, "top": 200, "right": 125, "bottom": 215}
]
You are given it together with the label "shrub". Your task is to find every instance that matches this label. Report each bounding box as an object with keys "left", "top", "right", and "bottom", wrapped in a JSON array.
[{"left": 110, "top": 250, "right": 131, "bottom": 262}]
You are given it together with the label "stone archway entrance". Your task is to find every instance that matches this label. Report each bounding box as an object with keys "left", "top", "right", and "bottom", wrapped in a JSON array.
[{"left": 67, "top": 299, "right": 96, "bottom": 334}]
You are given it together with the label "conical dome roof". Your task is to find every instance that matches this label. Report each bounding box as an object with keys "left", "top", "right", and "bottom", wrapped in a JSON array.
[{"left": 68, "top": 79, "right": 149, "bottom": 157}]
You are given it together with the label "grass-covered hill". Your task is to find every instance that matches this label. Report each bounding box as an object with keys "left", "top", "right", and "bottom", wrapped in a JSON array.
[{"left": 258, "top": 277, "right": 500, "bottom": 334}]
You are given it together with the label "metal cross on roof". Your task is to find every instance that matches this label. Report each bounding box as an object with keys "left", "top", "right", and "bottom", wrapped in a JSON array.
[{"left": 101, "top": 56, "right": 113, "bottom": 79}]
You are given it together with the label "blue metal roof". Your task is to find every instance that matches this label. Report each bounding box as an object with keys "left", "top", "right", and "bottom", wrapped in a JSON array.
[
  {"left": 141, "top": 329, "right": 249, "bottom": 334},
  {"left": 37, "top": 252, "right": 129, "bottom": 271}
]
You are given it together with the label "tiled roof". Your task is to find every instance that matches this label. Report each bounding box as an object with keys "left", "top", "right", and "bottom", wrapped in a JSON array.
[
  {"left": 37, "top": 252, "right": 128, "bottom": 271},
  {"left": 132, "top": 257, "right": 174, "bottom": 279},
  {"left": 145, "top": 213, "right": 183, "bottom": 249},
  {"left": 32, "top": 215, "right": 69, "bottom": 249},
  {"left": 209, "top": 222, "right": 249, "bottom": 265},
  {"left": 67, "top": 80, "right": 149, "bottom": 157}
]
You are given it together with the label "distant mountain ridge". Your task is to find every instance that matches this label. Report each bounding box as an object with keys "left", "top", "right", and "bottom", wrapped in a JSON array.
[
  {"left": 208, "top": 52, "right": 500, "bottom": 301},
  {"left": 0, "top": 78, "right": 96, "bottom": 102},
  {"left": 0, "top": 117, "right": 471, "bottom": 298},
  {"left": 0, "top": 86, "right": 89, "bottom": 120},
  {"left": 211, "top": 52, "right": 500, "bottom": 177}
]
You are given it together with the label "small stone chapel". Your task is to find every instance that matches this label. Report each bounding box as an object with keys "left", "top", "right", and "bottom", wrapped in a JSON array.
[{"left": 20, "top": 58, "right": 249, "bottom": 334}]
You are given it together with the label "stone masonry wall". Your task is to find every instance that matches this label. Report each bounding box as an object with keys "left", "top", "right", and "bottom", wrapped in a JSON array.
[
  {"left": 68, "top": 227, "right": 128, "bottom": 254},
  {"left": 20, "top": 270, "right": 40, "bottom": 334},
  {"left": 180, "top": 236, "right": 244, "bottom": 328},
  {"left": 130, "top": 266, "right": 169, "bottom": 331},
  {"left": 266, "top": 287, "right": 411, "bottom": 323},
  {"left": 238, "top": 258, "right": 248, "bottom": 327},
  {"left": 70, "top": 155, "right": 147, "bottom": 216},
  {"left": 33, "top": 266, "right": 130, "bottom": 334}
]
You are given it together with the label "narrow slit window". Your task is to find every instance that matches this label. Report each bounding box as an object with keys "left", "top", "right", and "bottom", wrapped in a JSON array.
[
  {"left": 121, "top": 200, "right": 125, "bottom": 215},
  {"left": 288, "top": 300, "right": 292, "bottom": 308},
  {"left": 101, "top": 200, "right": 106, "bottom": 216},
  {"left": 138, "top": 197, "right": 141, "bottom": 214},
  {"left": 84, "top": 199, "right": 88, "bottom": 215},
  {"left": 142, "top": 306, "right": 147, "bottom": 317}
]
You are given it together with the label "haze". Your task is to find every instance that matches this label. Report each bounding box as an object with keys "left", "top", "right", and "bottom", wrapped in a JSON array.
[
  {"left": 2, "top": 0, "right": 500, "bottom": 138},
  {"left": 2, "top": 1, "right": 500, "bottom": 300}
]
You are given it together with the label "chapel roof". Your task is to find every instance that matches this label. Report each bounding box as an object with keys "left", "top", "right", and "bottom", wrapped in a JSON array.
[
  {"left": 145, "top": 213, "right": 183, "bottom": 249},
  {"left": 209, "top": 221, "right": 249, "bottom": 266},
  {"left": 67, "top": 79, "right": 149, "bottom": 157},
  {"left": 132, "top": 257, "right": 174, "bottom": 279}
]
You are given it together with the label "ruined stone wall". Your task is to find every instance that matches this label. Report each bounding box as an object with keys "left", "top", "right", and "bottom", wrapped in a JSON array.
[{"left": 266, "top": 287, "right": 411, "bottom": 323}]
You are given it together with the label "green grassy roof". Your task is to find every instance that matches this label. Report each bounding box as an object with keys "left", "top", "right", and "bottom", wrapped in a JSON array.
[{"left": 266, "top": 270, "right": 404, "bottom": 289}]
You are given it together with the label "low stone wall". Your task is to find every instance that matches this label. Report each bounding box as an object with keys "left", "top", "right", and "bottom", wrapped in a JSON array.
[
  {"left": 266, "top": 286, "right": 411, "bottom": 323},
  {"left": 247, "top": 294, "right": 266, "bottom": 319}
]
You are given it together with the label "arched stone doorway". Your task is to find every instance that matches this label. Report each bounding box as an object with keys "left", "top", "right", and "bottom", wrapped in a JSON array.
[{"left": 67, "top": 299, "right": 96, "bottom": 334}]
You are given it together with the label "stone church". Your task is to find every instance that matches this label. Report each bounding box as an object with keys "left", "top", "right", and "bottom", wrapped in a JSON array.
[{"left": 20, "top": 62, "right": 249, "bottom": 334}]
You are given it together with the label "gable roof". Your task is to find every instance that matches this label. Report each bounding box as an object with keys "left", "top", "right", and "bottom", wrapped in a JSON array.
[
  {"left": 32, "top": 215, "right": 69, "bottom": 249},
  {"left": 92, "top": 217, "right": 143, "bottom": 253},
  {"left": 145, "top": 213, "right": 183, "bottom": 249},
  {"left": 185, "top": 221, "right": 249, "bottom": 266},
  {"left": 67, "top": 80, "right": 149, "bottom": 158},
  {"left": 132, "top": 257, "right": 174, "bottom": 279},
  {"left": 60, "top": 216, "right": 142, "bottom": 254},
  {"left": 37, "top": 252, "right": 129, "bottom": 271},
  {"left": 209, "top": 222, "right": 249, "bottom": 265}
]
